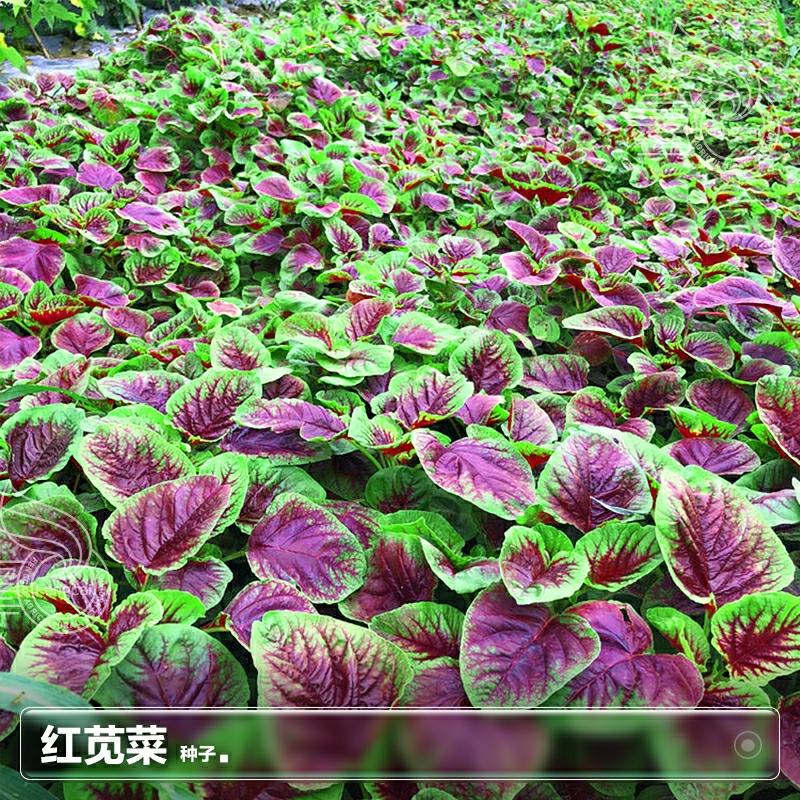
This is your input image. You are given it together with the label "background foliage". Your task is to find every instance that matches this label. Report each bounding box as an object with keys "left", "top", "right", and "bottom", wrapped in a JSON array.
[{"left": 0, "top": 0, "right": 799, "bottom": 799}]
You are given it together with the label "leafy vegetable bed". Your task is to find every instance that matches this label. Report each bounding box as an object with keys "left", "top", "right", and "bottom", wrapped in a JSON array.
[{"left": 0, "top": 0, "right": 799, "bottom": 798}]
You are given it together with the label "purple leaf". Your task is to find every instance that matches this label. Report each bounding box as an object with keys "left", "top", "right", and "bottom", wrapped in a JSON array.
[
  {"left": 562, "top": 305, "right": 647, "bottom": 341},
  {"left": 654, "top": 467, "right": 794, "bottom": 608},
  {"left": 103, "top": 307, "right": 153, "bottom": 338},
  {"left": 123, "top": 247, "right": 180, "bottom": 285},
  {"left": 324, "top": 501, "right": 382, "bottom": 549},
  {"left": 710, "top": 592, "right": 800, "bottom": 685},
  {"left": 32, "top": 565, "right": 116, "bottom": 620},
  {"left": 560, "top": 600, "right": 704, "bottom": 706},
  {"left": 74, "top": 275, "right": 130, "bottom": 308},
  {"left": 235, "top": 398, "right": 346, "bottom": 441},
  {"left": 97, "top": 370, "right": 186, "bottom": 414},
  {"left": 281, "top": 243, "right": 323, "bottom": 283},
  {"left": 594, "top": 244, "right": 638, "bottom": 274},
  {"left": 401, "top": 657, "right": 469, "bottom": 707},
  {"left": 460, "top": 584, "right": 599, "bottom": 707},
  {"left": 773, "top": 235, "right": 800, "bottom": 283},
  {"left": 681, "top": 332, "right": 734, "bottom": 370},
  {"left": 685, "top": 276, "right": 786, "bottom": 312},
  {"left": 500, "top": 251, "right": 560, "bottom": 286},
  {"left": 0, "top": 265, "right": 34, "bottom": 292},
  {"left": 167, "top": 369, "right": 261, "bottom": 441},
  {"left": 0, "top": 212, "right": 35, "bottom": 242},
  {"left": 238, "top": 461, "right": 326, "bottom": 529},
  {"left": 412, "top": 429, "right": 537, "bottom": 520},
  {"left": 505, "top": 220, "right": 556, "bottom": 260},
  {"left": 0, "top": 184, "right": 64, "bottom": 206},
  {"left": 252, "top": 611, "right": 413, "bottom": 706},
  {"left": 324, "top": 218, "right": 363, "bottom": 254},
  {"left": 456, "top": 393, "right": 504, "bottom": 426},
  {"left": 298, "top": 201, "right": 341, "bottom": 218},
  {"left": 96, "top": 623, "right": 249, "bottom": 706},
  {"left": 0, "top": 237, "right": 65, "bottom": 284},
  {"left": 135, "top": 146, "right": 180, "bottom": 172},
  {"left": 72, "top": 207, "right": 119, "bottom": 246},
  {"left": 0, "top": 323, "right": 40, "bottom": 368},
  {"left": 582, "top": 277, "right": 649, "bottom": 315},
  {"left": 499, "top": 523, "right": 589, "bottom": 603},
  {"left": 538, "top": 430, "right": 652, "bottom": 532},
  {"left": 210, "top": 326, "right": 272, "bottom": 372},
  {"left": 221, "top": 427, "right": 330, "bottom": 463},
  {"left": 621, "top": 371, "right": 685, "bottom": 417},
  {"left": 756, "top": 375, "right": 800, "bottom": 465},
  {"left": 51, "top": 313, "right": 114, "bottom": 356},
  {"left": 360, "top": 181, "right": 395, "bottom": 214},
  {"left": 275, "top": 312, "right": 333, "bottom": 351},
  {"left": 485, "top": 300, "right": 530, "bottom": 333},
  {"left": 665, "top": 438, "right": 760, "bottom": 476},
  {"left": 340, "top": 412, "right": 400, "bottom": 461},
  {"left": 687, "top": 379, "right": 753, "bottom": 430},
  {"left": 370, "top": 602, "right": 464, "bottom": 661},
  {"left": 448, "top": 330, "right": 523, "bottom": 394},
  {"left": 1, "top": 404, "right": 84, "bottom": 489},
  {"left": 247, "top": 493, "right": 366, "bottom": 603},
  {"left": 340, "top": 532, "right": 437, "bottom": 622},
  {"left": 243, "top": 228, "right": 285, "bottom": 256},
  {"left": 720, "top": 231, "right": 771, "bottom": 256},
  {"left": 420, "top": 192, "right": 453, "bottom": 213},
  {"left": 253, "top": 173, "right": 302, "bottom": 202},
  {"left": 223, "top": 580, "right": 316, "bottom": 648},
  {"left": 390, "top": 312, "right": 457, "bottom": 356},
  {"left": 76, "top": 421, "right": 195, "bottom": 504},
  {"left": 11, "top": 593, "right": 162, "bottom": 697},
  {"left": 346, "top": 298, "right": 394, "bottom": 340},
  {"left": 103, "top": 475, "right": 232, "bottom": 576},
  {"left": 146, "top": 556, "right": 232, "bottom": 610},
  {"left": 76, "top": 161, "right": 124, "bottom": 189},
  {"left": 505, "top": 396, "right": 558, "bottom": 446},
  {"left": 576, "top": 521, "right": 662, "bottom": 591},
  {"left": 309, "top": 76, "right": 344, "bottom": 104},
  {"left": 117, "top": 202, "right": 186, "bottom": 236},
  {"left": 381, "top": 367, "right": 473, "bottom": 429},
  {"left": 648, "top": 235, "right": 689, "bottom": 262},
  {"left": 521, "top": 354, "right": 589, "bottom": 393},
  {"left": 566, "top": 388, "right": 652, "bottom": 439},
  {"left": 0, "top": 492, "right": 95, "bottom": 590}
]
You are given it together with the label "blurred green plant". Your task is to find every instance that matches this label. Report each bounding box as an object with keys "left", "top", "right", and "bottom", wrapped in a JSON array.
[
  {"left": 0, "top": 0, "right": 104, "bottom": 62},
  {"left": 0, "top": 0, "right": 153, "bottom": 67}
]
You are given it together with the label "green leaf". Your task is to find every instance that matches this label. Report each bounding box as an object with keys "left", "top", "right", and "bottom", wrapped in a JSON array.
[
  {"left": 711, "top": 591, "right": 800, "bottom": 685},
  {"left": 445, "top": 57, "right": 474, "bottom": 76},
  {"left": 575, "top": 522, "right": 662, "bottom": 592},
  {"left": 646, "top": 607, "right": 711, "bottom": 668},
  {"left": 338, "top": 192, "right": 383, "bottom": 217},
  {"left": 0, "top": 672, "right": 91, "bottom": 715},
  {"left": 499, "top": 524, "right": 588, "bottom": 604},
  {"left": 0, "top": 766, "right": 60, "bottom": 800}
]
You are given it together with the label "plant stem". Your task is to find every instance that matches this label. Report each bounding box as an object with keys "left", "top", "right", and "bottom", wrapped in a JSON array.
[
  {"left": 22, "top": 10, "right": 50, "bottom": 59},
  {"left": 349, "top": 440, "right": 384, "bottom": 472}
]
